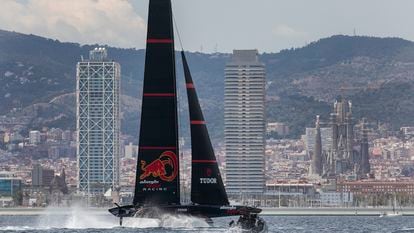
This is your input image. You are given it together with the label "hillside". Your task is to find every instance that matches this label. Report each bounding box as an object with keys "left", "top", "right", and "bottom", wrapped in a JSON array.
[
  {"left": 0, "top": 29, "right": 228, "bottom": 140},
  {"left": 1, "top": 30, "right": 414, "bottom": 139}
]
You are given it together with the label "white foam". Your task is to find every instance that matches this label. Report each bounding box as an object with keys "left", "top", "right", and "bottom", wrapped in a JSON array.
[
  {"left": 2, "top": 226, "right": 41, "bottom": 231},
  {"left": 159, "top": 214, "right": 210, "bottom": 228},
  {"left": 122, "top": 217, "right": 160, "bottom": 228}
]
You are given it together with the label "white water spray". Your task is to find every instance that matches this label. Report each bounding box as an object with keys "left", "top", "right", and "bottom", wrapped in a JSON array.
[
  {"left": 33, "top": 204, "right": 214, "bottom": 230},
  {"left": 158, "top": 214, "right": 210, "bottom": 228},
  {"left": 36, "top": 204, "right": 117, "bottom": 229}
]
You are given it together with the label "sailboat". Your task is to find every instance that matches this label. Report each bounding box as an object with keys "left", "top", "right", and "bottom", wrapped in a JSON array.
[
  {"left": 109, "top": 0, "right": 266, "bottom": 231},
  {"left": 379, "top": 194, "right": 402, "bottom": 217}
]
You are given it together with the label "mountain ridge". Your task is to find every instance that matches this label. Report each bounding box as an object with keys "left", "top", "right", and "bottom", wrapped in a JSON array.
[{"left": 1, "top": 29, "right": 414, "bottom": 139}]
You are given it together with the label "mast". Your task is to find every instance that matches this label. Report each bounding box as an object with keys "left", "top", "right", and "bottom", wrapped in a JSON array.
[
  {"left": 181, "top": 51, "right": 229, "bottom": 206},
  {"left": 133, "top": 0, "right": 180, "bottom": 206}
]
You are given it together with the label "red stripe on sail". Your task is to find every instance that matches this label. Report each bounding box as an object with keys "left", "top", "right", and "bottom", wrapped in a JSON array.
[
  {"left": 192, "top": 160, "right": 217, "bottom": 163},
  {"left": 147, "top": 38, "right": 173, "bottom": 44},
  {"left": 140, "top": 146, "right": 177, "bottom": 150},
  {"left": 186, "top": 83, "right": 195, "bottom": 89},
  {"left": 143, "top": 93, "right": 175, "bottom": 97},
  {"left": 191, "top": 120, "right": 206, "bottom": 125}
]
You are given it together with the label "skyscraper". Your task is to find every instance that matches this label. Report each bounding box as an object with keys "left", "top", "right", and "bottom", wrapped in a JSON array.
[
  {"left": 225, "top": 50, "right": 265, "bottom": 195},
  {"left": 77, "top": 48, "right": 120, "bottom": 195}
]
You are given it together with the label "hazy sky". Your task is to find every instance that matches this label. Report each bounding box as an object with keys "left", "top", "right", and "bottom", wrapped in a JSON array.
[{"left": 1, "top": 0, "right": 414, "bottom": 53}]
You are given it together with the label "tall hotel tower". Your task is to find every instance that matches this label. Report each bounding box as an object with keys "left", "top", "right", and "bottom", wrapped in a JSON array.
[
  {"left": 77, "top": 48, "right": 120, "bottom": 195},
  {"left": 225, "top": 50, "right": 266, "bottom": 195}
]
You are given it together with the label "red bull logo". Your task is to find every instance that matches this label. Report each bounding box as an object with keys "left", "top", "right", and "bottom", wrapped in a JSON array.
[{"left": 140, "top": 151, "right": 178, "bottom": 182}]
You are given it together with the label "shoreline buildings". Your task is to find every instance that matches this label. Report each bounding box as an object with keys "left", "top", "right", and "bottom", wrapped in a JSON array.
[
  {"left": 76, "top": 48, "right": 120, "bottom": 195},
  {"left": 225, "top": 50, "right": 266, "bottom": 195}
]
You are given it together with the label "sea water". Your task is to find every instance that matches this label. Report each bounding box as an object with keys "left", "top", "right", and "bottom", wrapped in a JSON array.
[{"left": 2, "top": 206, "right": 414, "bottom": 233}]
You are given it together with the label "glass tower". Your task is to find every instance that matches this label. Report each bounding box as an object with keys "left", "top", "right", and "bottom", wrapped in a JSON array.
[{"left": 77, "top": 48, "right": 120, "bottom": 195}]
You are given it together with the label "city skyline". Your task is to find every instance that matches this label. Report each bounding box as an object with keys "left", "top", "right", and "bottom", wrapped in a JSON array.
[{"left": 2, "top": 2, "right": 414, "bottom": 230}]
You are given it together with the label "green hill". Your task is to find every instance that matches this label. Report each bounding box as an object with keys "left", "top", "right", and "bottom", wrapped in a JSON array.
[{"left": 1, "top": 30, "right": 414, "bottom": 139}]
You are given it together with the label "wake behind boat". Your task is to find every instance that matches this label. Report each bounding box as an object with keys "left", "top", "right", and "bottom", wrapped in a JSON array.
[{"left": 109, "top": 0, "right": 266, "bottom": 232}]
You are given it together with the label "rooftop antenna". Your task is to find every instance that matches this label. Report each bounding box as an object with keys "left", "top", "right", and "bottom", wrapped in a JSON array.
[{"left": 80, "top": 55, "right": 84, "bottom": 61}]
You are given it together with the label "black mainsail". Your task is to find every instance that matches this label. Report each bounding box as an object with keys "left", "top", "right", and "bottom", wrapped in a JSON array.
[
  {"left": 181, "top": 51, "right": 229, "bottom": 206},
  {"left": 133, "top": 0, "right": 180, "bottom": 206}
]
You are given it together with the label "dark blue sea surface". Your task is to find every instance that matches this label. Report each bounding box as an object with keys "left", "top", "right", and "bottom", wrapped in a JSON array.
[{"left": 2, "top": 212, "right": 414, "bottom": 233}]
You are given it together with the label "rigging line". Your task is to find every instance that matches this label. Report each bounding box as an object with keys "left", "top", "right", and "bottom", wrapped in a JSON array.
[
  {"left": 171, "top": 1, "right": 184, "bottom": 138},
  {"left": 172, "top": 5, "right": 184, "bottom": 51},
  {"left": 171, "top": 1, "right": 185, "bottom": 203},
  {"left": 172, "top": 2, "right": 190, "bottom": 204}
]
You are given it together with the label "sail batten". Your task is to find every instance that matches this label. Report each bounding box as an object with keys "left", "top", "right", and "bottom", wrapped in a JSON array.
[
  {"left": 147, "top": 39, "right": 173, "bottom": 43},
  {"left": 181, "top": 51, "right": 229, "bottom": 206},
  {"left": 192, "top": 160, "right": 218, "bottom": 163},
  {"left": 133, "top": 0, "right": 180, "bottom": 206}
]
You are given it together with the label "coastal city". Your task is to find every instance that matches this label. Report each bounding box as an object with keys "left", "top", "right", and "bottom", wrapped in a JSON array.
[
  {"left": 3, "top": 0, "right": 414, "bottom": 232},
  {"left": 1, "top": 47, "right": 414, "bottom": 210}
]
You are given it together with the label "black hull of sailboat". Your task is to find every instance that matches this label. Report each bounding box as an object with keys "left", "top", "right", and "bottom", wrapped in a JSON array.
[{"left": 109, "top": 204, "right": 261, "bottom": 219}]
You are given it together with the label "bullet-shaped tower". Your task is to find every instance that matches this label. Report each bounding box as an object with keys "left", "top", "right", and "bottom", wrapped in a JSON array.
[
  {"left": 311, "top": 116, "right": 323, "bottom": 176},
  {"left": 360, "top": 119, "right": 370, "bottom": 175}
]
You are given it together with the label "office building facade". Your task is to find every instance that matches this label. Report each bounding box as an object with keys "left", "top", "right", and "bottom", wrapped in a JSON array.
[
  {"left": 29, "top": 131, "right": 41, "bottom": 145},
  {"left": 0, "top": 172, "right": 22, "bottom": 197},
  {"left": 32, "top": 164, "right": 55, "bottom": 187},
  {"left": 225, "top": 50, "right": 266, "bottom": 195}
]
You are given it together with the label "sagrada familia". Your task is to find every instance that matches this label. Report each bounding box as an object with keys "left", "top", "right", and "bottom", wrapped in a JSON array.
[{"left": 310, "top": 97, "right": 370, "bottom": 178}]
